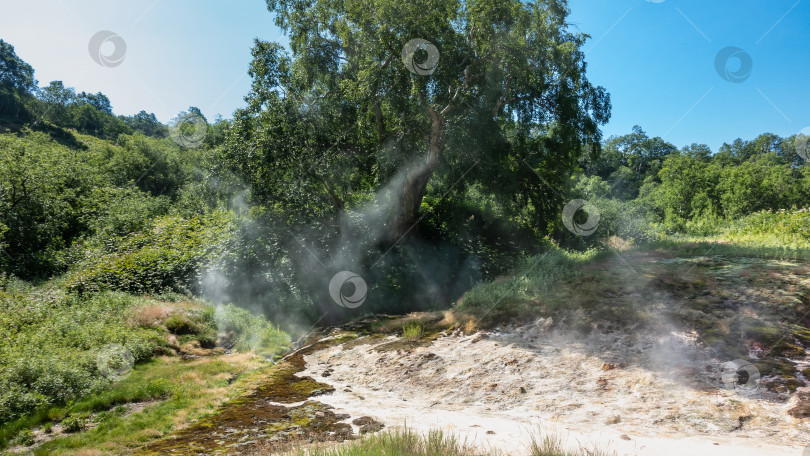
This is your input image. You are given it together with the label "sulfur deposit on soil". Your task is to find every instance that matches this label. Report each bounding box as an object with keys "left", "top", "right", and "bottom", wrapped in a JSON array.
[
  {"left": 301, "top": 324, "right": 810, "bottom": 455},
  {"left": 296, "top": 253, "right": 810, "bottom": 456}
]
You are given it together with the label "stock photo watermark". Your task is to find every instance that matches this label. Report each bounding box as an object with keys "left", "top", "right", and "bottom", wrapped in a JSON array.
[
  {"left": 329, "top": 271, "right": 367, "bottom": 309},
  {"left": 795, "top": 127, "right": 810, "bottom": 162},
  {"left": 562, "top": 199, "right": 600, "bottom": 236},
  {"left": 96, "top": 344, "right": 135, "bottom": 381},
  {"left": 169, "top": 111, "right": 209, "bottom": 148},
  {"left": 714, "top": 46, "right": 752, "bottom": 83},
  {"left": 401, "top": 39, "right": 440, "bottom": 76},
  {"left": 88, "top": 30, "right": 127, "bottom": 68},
  {"left": 719, "top": 359, "right": 760, "bottom": 394}
]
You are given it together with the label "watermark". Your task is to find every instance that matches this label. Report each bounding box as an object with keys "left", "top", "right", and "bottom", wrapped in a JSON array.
[
  {"left": 401, "top": 39, "right": 440, "bottom": 76},
  {"left": 795, "top": 126, "right": 810, "bottom": 162},
  {"left": 88, "top": 30, "right": 127, "bottom": 68},
  {"left": 96, "top": 344, "right": 134, "bottom": 381},
  {"left": 646, "top": 0, "right": 665, "bottom": 3},
  {"left": 714, "top": 46, "right": 752, "bottom": 83},
  {"left": 720, "top": 359, "right": 760, "bottom": 393},
  {"left": 329, "top": 271, "right": 367, "bottom": 308},
  {"left": 169, "top": 111, "right": 208, "bottom": 148},
  {"left": 562, "top": 199, "right": 600, "bottom": 236}
]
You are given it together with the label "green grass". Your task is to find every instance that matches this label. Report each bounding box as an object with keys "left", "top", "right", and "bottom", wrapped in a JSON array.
[
  {"left": 287, "top": 428, "right": 610, "bottom": 456},
  {"left": 674, "top": 208, "right": 810, "bottom": 260},
  {"left": 2, "top": 353, "right": 274, "bottom": 455},
  {"left": 529, "top": 433, "right": 615, "bottom": 456},
  {"left": 455, "top": 245, "right": 602, "bottom": 327},
  {"left": 0, "top": 285, "right": 171, "bottom": 428},
  {"left": 402, "top": 321, "right": 425, "bottom": 341},
  {"left": 0, "top": 276, "right": 290, "bottom": 451},
  {"left": 214, "top": 303, "right": 291, "bottom": 358}
]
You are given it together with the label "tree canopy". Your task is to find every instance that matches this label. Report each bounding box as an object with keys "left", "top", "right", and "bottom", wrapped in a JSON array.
[
  {"left": 223, "top": 0, "right": 610, "bottom": 252},
  {"left": 0, "top": 39, "right": 37, "bottom": 120}
]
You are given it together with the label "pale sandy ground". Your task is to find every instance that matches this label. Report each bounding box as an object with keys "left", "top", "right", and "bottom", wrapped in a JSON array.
[{"left": 300, "top": 321, "right": 810, "bottom": 456}]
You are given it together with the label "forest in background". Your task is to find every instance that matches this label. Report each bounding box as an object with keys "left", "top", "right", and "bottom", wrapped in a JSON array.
[{"left": 3, "top": 34, "right": 808, "bottom": 318}]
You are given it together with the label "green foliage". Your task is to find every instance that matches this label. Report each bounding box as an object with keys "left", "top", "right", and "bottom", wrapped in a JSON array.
[
  {"left": 0, "top": 129, "right": 200, "bottom": 278},
  {"left": 292, "top": 428, "right": 482, "bottom": 456},
  {"left": 639, "top": 139, "right": 809, "bottom": 232},
  {"left": 402, "top": 321, "right": 424, "bottom": 341},
  {"left": 457, "top": 246, "right": 599, "bottom": 325},
  {"left": 0, "top": 130, "right": 97, "bottom": 276},
  {"left": 214, "top": 303, "right": 291, "bottom": 358},
  {"left": 60, "top": 415, "right": 86, "bottom": 433},
  {"left": 568, "top": 175, "right": 664, "bottom": 246},
  {"left": 682, "top": 208, "right": 810, "bottom": 255},
  {"left": 0, "top": 39, "right": 37, "bottom": 122},
  {"left": 64, "top": 211, "right": 238, "bottom": 295},
  {"left": 28, "top": 81, "right": 131, "bottom": 139},
  {"left": 120, "top": 110, "right": 168, "bottom": 138},
  {"left": 576, "top": 128, "right": 809, "bottom": 244},
  {"left": 217, "top": 0, "right": 611, "bottom": 318},
  {"left": 164, "top": 313, "right": 203, "bottom": 336},
  {"left": 581, "top": 125, "right": 676, "bottom": 200},
  {"left": 294, "top": 428, "right": 602, "bottom": 456},
  {"left": 0, "top": 278, "right": 288, "bottom": 438},
  {"left": 0, "top": 287, "right": 168, "bottom": 426},
  {"left": 9, "top": 428, "right": 34, "bottom": 447}
]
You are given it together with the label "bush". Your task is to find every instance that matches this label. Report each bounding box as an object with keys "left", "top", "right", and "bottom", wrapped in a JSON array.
[
  {"left": 588, "top": 198, "right": 663, "bottom": 244},
  {"left": 0, "top": 288, "right": 168, "bottom": 426},
  {"left": 717, "top": 208, "right": 810, "bottom": 251},
  {"left": 9, "top": 428, "right": 34, "bottom": 446},
  {"left": 60, "top": 415, "right": 85, "bottom": 433},
  {"left": 456, "top": 246, "right": 599, "bottom": 326},
  {"left": 64, "top": 211, "right": 238, "bottom": 295},
  {"left": 164, "top": 313, "right": 201, "bottom": 335},
  {"left": 214, "top": 304, "right": 290, "bottom": 357}
]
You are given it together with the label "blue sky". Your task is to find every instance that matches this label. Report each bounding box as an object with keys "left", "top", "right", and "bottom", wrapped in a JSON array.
[{"left": 1, "top": 0, "right": 807, "bottom": 152}]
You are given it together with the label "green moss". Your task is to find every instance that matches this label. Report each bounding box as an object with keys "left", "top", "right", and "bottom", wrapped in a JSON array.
[{"left": 136, "top": 337, "right": 354, "bottom": 455}]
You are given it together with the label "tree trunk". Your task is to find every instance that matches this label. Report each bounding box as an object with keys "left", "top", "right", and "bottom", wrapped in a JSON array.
[{"left": 385, "top": 112, "right": 444, "bottom": 243}]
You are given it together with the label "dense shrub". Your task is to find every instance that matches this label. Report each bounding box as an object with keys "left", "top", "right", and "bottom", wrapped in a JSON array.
[
  {"left": 64, "top": 211, "right": 238, "bottom": 295},
  {"left": 0, "top": 287, "right": 168, "bottom": 424},
  {"left": 0, "top": 279, "right": 289, "bottom": 427},
  {"left": 60, "top": 415, "right": 85, "bottom": 433},
  {"left": 718, "top": 208, "right": 810, "bottom": 250},
  {"left": 0, "top": 130, "right": 198, "bottom": 278},
  {"left": 214, "top": 303, "right": 290, "bottom": 358}
]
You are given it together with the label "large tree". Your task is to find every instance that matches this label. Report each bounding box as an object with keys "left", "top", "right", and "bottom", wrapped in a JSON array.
[
  {"left": 0, "top": 40, "right": 37, "bottom": 120},
  {"left": 223, "top": 0, "right": 610, "bottom": 250}
]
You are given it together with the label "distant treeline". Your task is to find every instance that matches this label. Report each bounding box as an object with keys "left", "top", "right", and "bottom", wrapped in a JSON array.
[
  {"left": 573, "top": 125, "right": 809, "bottom": 240},
  {"left": 1, "top": 39, "right": 167, "bottom": 139}
]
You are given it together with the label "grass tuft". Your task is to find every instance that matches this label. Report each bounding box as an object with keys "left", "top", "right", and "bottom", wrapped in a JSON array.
[{"left": 402, "top": 321, "right": 424, "bottom": 341}]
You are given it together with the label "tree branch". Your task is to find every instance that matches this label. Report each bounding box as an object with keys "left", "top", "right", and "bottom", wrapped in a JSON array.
[{"left": 492, "top": 75, "right": 512, "bottom": 117}]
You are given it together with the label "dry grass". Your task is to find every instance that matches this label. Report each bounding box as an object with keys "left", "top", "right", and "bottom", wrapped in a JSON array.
[{"left": 282, "top": 427, "right": 614, "bottom": 456}]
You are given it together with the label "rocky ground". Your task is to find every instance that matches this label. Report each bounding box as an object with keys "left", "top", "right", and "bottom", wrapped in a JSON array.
[
  {"left": 300, "top": 322, "right": 810, "bottom": 455},
  {"left": 129, "top": 252, "right": 810, "bottom": 455}
]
